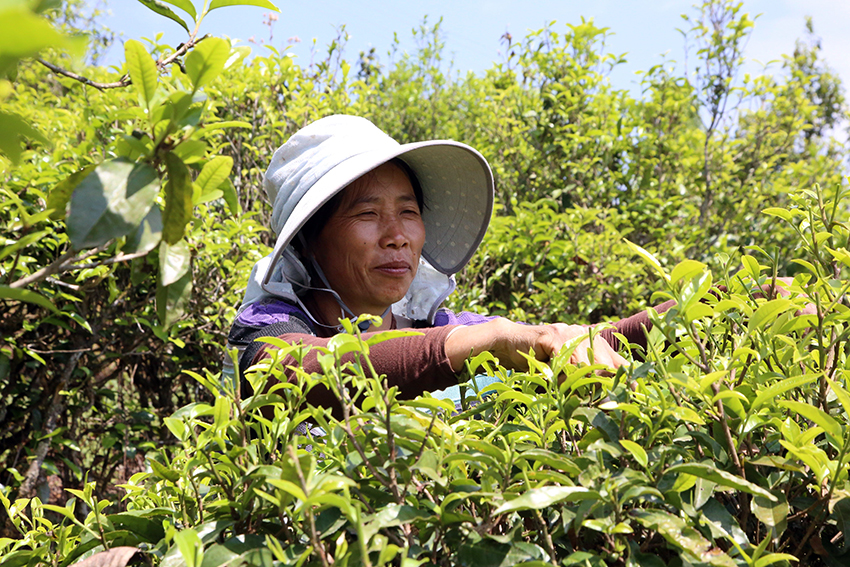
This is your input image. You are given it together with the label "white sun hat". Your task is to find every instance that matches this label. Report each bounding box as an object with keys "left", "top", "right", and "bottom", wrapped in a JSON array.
[{"left": 263, "top": 114, "right": 494, "bottom": 284}]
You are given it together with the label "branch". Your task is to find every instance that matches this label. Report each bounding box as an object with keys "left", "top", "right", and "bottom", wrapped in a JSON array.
[
  {"left": 35, "top": 35, "right": 206, "bottom": 91},
  {"left": 10, "top": 246, "right": 153, "bottom": 290},
  {"left": 36, "top": 58, "right": 129, "bottom": 90},
  {"left": 288, "top": 445, "right": 333, "bottom": 567},
  {"left": 9, "top": 246, "right": 104, "bottom": 289},
  {"left": 9, "top": 249, "right": 80, "bottom": 289},
  {"left": 68, "top": 249, "right": 152, "bottom": 271},
  {"left": 18, "top": 351, "right": 83, "bottom": 498},
  {"left": 158, "top": 37, "right": 206, "bottom": 68}
]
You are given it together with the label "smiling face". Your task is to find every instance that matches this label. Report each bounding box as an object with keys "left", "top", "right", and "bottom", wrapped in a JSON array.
[{"left": 308, "top": 161, "right": 426, "bottom": 322}]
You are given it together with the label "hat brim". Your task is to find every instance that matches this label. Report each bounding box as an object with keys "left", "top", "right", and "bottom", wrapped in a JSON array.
[{"left": 263, "top": 140, "right": 493, "bottom": 287}]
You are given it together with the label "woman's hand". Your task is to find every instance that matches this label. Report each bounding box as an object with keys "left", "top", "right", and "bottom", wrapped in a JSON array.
[{"left": 444, "top": 318, "right": 628, "bottom": 373}]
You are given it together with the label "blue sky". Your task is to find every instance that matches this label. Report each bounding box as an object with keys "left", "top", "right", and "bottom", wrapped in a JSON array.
[{"left": 97, "top": 0, "right": 849, "bottom": 97}]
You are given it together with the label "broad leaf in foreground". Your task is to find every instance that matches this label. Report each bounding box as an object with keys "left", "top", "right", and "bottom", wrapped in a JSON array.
[
  {"left": 184, "top": 38, "right": 230, "bottom": 92},
  {"left": 66, "top": 159, "right": 160, "bottom": 250}
]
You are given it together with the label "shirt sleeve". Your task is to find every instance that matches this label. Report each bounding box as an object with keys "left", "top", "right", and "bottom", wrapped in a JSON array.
[
  {"left": 597, "top": 282, "right": 777, "bottom": 352},
  {"left": 250, "top": 325, "right": 460, "bottom": 417}
]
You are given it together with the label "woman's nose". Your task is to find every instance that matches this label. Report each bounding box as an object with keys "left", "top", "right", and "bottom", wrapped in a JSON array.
[{"left": 380, "top": 217, "right": 409, "bottom": 248}]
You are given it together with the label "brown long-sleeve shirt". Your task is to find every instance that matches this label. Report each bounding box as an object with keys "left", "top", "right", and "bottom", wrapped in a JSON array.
[{"left": 227, "top": 300, "right": 677, "bottom": 414}]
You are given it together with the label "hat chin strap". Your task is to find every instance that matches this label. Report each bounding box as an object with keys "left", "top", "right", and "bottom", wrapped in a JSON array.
[
  {"left": 283, "top": 235, "right": 389, "bottom": 333},
  {"left": 306, "top": 256, "right": 391, "bottom": 333}
]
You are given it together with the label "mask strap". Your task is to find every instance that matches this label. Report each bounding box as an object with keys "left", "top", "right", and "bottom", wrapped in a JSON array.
[
  {"left": 307, "top": 255, "right": 391, "bottom": 332},
  {"left": 287, "top": 234, "right": 389, "bottom": 333}
]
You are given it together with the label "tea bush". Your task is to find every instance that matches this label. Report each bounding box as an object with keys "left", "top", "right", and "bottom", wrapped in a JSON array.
[{"left": 5, "top": 184, "right": 850, "bottom": 566}]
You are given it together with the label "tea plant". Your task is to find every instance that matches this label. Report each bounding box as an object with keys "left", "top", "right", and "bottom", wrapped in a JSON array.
[{"left": 3, "top": 184, "right": 850, "bottom": 565}]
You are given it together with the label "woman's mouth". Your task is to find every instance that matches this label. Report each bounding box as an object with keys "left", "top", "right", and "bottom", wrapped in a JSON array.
[{"left": 375, "top": 261, "right": 411, "bottom": 276}]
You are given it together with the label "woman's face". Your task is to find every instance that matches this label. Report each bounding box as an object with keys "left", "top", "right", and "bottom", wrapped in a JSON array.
[{"left": 310, "top": 161, "right": 426, "bottom": 318}]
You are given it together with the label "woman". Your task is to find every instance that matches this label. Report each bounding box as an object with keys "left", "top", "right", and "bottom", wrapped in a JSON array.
[{"left": 227, "top": 115, "right": 663, "bottom": 411}]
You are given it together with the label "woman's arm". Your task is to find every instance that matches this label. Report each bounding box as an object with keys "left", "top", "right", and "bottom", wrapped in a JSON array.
[
  {"left": 443, "top": 319, "right": 628, "bottom": 372},
  {"left": 252, "top": 325, "right": 461, "bottom": 415},
  {"left": 253, "top": 320, "right": 627, "bottom": 415}
]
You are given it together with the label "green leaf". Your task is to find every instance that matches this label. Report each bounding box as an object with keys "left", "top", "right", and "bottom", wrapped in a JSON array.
[
  {"left": 751, "top": 491, "right": 788, "bottom": 536},
  {"left": 148, "top": 457, "right": 180, "bottom": 482},
  {"left": 160, "top": 0, "right": 196, "bottom": 20},
  {"left": 702, "top": 498, "right": 749, "bottom": 548},
  {"left": 220, "top": 178, "right": 239, "bottom": 214},
  {"left": 66, "top": 159, "right": 160, "bottom": 250},
  {"left": 213, "top": 394, "right": 229, "bottom": 429},
  {"left": 693, "top": 477, "right": 715, "bottom": 509},
  {"left": 194, "top": 120, "right": 252, "bottom": 134},
  {"left": 0, "top": 230, "right": 48, "bottom": 261},
  {"left": 195, "top": 156, "right": 232, "bottom": 195},
  {"left": 196, "top": 188, "right": 223, "bottom": 204},
  {"left": 135, "top": 0, "right": 189, "bottom": 32},
  {"left": 0, "top": 285, "right": 58, "bottom": 313},
  {"left": 748, "top": 299, "right": 793, "bottom": 333},
  {"left": 814, "top": 231, "right": 832, "bottom": 245},
  {"left": 171, "top": 139, "right": 207, "bottom": 164},
  {"left": 326, "top": 333, "right": 366, "bottom": 357},
  {"left": 159, "top": 239, "right": 191, "bottom": 286},
  {"left": 162, "top": 152, "right": 193, "bottom": 245},
  {"left": 41, "top": 502, "right": 77, "bottom": 522},
  {"left": 163, "top": 416, "right": 187, "bottom": 440},
  {"left": 665, "top": 463, "right": 776, "bottom": 501},
  {"left": 620, "top": 439, "right": 648, "bottom": 469},
  {"left": 108, "top": 512, "right": 166, "bottom": 543},
  {"left": 761, "top": 207, "right": 793, "bottom": 222},
  {"left": 46, "top": 164, "right": 96, "bottom": 220},
  {"left": 625, "top": 542, "right": 666, "bottom": 567},
  {"left": 0, "top": 7, "right": 85, "bottom": 75},
  {"left": 0, "top": 109, "right": 48, "bottom": 164},
  {"left": 21, "top": 208, "right": 54, "bottom": 227},
  {"left": 124, "top": 206, "right": 162, "bottom": 255},
  {"left": 741, "top": 255, "right": 761, "bottom": 278},
  {"left": 631, "top": 509, "right": 736, "bottom": 567},
  {"left": 0, "top": 549, "right": 36, "bottom": 567},
  {"left": 670, "top": 260, "right": 706, "bottom": 285},
  {"left": 519, "top": 448, "right": 581, "bottom": 475},
  {"left": 124, "top": 39, "right": 158, "bottom": 111},
  {"left": 624, "top": 239, "right": 668, "bottom": 282},
  {"left": 493, "top": 486, "right": 598, "bottom": 514},
  {"left": 753, "top": 554, "right": 799, "bottom": 567},
  {"left": 266, "top": 479, "right": 306, "bottom": 502},
  {"left": 208, "top": 0, "right": 280, "bottom": 12},
  {"left": 184, "top": 37, "right": 230, "bottom": 91},
  {"left": 365, "top": 329, "right": 424, "bottom": 346},
  {"left": 194, "top": 543, "right": 239, "bottom": 567},
  {"left": 685, "top": 302, "right": 714, "bottom": 322},
  {"left": 791, "top": 258, "right": 820, "bottom": 275},
  {"left": 156, "top": 267, "right": 192, "bottom": 329},
  {"left": 457, "top": 540, "right": 547, "bottom": 567},
  {"left": 751, "top": 374, "right": 817, "bottom": 411},
  {"left": 367, "top": 504, "right": 430, "bottom": 531},
  {"left": 780, "top": 401, "right": 842, "bottom": 442},
  {"left": 827, "top": 379, "right": 850, "bottom": 419},
  {"left": 174, "top": 528, "right": 203, "bottom": 567},
  {"left": 827, "top": 247, "right": 850, "bottom": 269}
]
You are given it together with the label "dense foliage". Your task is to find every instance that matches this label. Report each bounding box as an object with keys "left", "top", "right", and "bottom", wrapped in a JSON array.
[{"left": 1, "top": 0, "right": 849, "bottom": 565}]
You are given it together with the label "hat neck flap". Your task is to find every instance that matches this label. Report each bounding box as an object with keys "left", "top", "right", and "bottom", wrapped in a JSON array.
[{"left": 243, "top": 247, "right": 455, "bottom": 326}]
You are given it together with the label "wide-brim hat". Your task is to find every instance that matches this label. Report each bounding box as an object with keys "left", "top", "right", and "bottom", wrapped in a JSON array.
[{"left": 262, "top": 115, "right": 494, "bottom": 288}]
